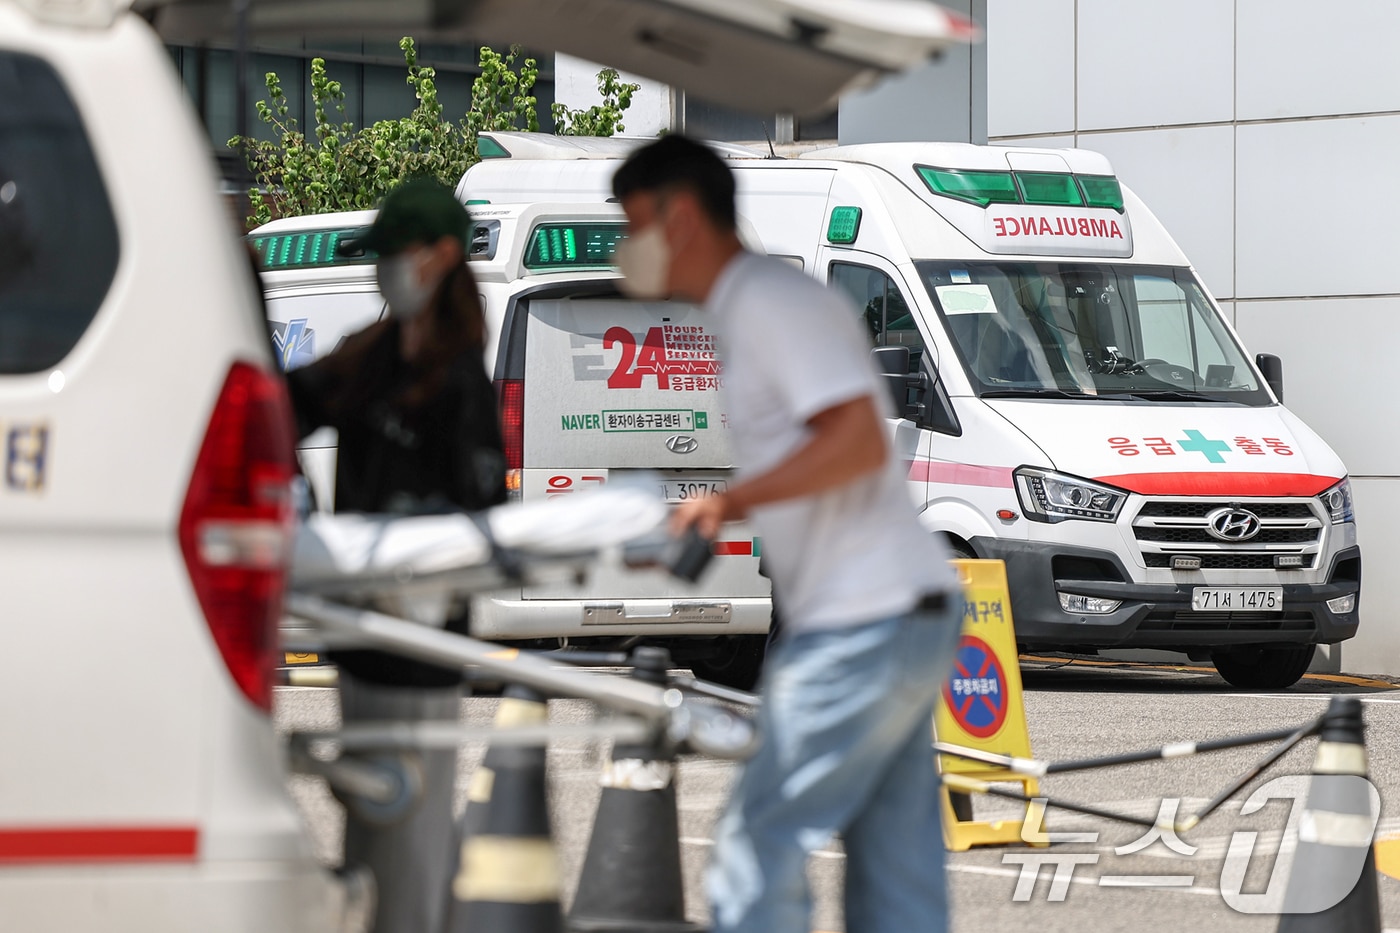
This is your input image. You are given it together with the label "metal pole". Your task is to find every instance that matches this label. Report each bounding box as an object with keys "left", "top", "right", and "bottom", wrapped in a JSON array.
[
  {"left": 232, "top": 0, "right": 251, "bottom": 224},
  {"left": 934, "top": 723, "right": 1312, "bottom": 777},
  {"left": 285, "top": 594, "right": 759, "bottom": 760},
  {"left": 287, "top": 594, "right": 681, "bottom": 721},
  {"left": 337, "top": 673, "right": 459, "bottom": 933}
]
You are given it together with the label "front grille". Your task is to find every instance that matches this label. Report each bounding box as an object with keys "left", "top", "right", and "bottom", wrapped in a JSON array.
[
  {"left": 1138, "top": 610, "right": 1316, "bottom": 632},
  {"left": 1133, "top": 498, "right": 1324, "bottom": 574},
  {"left": 1135, "top": 527, "right": 1318, "bottom": 545},
  {"left": 1136, "top": 502, "right": 1315, "bottom": 520}
]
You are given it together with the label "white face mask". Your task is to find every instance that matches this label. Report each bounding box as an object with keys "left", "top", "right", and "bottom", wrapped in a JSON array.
[
  {"left": 613, "top": 224, "right": 671, "bottom": 300},
  {"left": 376, "top": 251, "right": 438, "bottom": 319}
]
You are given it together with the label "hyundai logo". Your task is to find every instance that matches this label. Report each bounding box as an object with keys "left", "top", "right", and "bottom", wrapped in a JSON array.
[
  {"left": 1205, "top": 506, "right": 1262, "bottom": 541},
  {"left": 665, "top": 434, "right": 699, "bottom": 455}
]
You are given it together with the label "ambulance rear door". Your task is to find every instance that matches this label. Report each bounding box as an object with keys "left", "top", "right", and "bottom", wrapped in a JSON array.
[{"left": 515, "top": 293, "right": 767, "bottom": 605}]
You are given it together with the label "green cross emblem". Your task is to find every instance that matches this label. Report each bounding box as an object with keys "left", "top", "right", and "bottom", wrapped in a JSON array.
[{"left": 1177, "top": 429, "right": 1231, "bottom": 463}]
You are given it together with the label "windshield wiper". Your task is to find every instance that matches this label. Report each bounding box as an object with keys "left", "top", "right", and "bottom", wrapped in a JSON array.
[
  {"left": 981, "top": 388, "right": 1117, "bottom": 400},
  {"left": 1123, "top": 389, "right": 1221, "bottom": 402}
]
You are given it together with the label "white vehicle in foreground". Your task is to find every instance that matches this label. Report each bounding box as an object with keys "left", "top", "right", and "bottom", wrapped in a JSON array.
[
  {"left": 463, "top": 133, "right": 1361, "bottom": 689},
  {"left": 254, "top": 203, "right": 772, "bottom": 687},
  {"left": 0, "top": 4, "right": 354, "bottom": 930}
]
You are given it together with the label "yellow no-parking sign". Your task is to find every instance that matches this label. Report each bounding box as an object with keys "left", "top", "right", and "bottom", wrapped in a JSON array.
[{"left": 934, "top": 559, "right": 1046, "bottom": 851}]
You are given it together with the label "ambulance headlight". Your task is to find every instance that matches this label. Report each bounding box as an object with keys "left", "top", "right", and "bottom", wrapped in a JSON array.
[
  {"left": 1318, "top": 478, "right": 1354, "bottom": 524},
  {"left": 1015, "top": 468, "right": 1126, "bottom": 523}
]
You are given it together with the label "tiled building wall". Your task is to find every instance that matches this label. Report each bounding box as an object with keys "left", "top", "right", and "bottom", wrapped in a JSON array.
[{"left": 987, "top": 0, "right": 1400, "bottom": 671}]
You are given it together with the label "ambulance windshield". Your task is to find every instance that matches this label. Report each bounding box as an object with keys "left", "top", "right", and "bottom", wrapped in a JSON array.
[{"left": 918, "top": 262, "right": 1270, "bottom": 406}]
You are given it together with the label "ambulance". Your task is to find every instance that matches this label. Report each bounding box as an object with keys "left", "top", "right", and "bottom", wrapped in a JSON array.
[
  {"left": 253, "top": 201, "right": 772, "bottom": 687},
  {"left": 460, "top": 132, "right": 1361, "bottom": 689}
]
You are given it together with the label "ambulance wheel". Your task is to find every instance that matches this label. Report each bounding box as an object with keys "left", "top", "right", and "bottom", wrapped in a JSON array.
[
  {"left": 945, "top": 539, "right": 975, "bottom": 561},
  {"left": 1210, "top": 645, "right": 1314, "bottom": 689},
  {"left": 691, "top": 635, "right": 767, "bottom": 691}
]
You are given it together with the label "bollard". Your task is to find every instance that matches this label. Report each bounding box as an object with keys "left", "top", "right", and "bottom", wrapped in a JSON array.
[
  {"left": 568, "top": 647, "right": 704, "bottom": 933},
  {"left": 1276, "top": 696, "right": 1382, "bottom": 932},
  {"left": 337, "top": 672, "right": 460, "bottom": 933},
  {"left": 444, "top": 684, "right": 563, "bottom": 933}
]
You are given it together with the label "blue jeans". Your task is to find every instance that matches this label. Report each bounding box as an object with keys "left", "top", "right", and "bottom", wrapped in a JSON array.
[{"left": 707, "top": 603, "right": 961, "bottom": 933}]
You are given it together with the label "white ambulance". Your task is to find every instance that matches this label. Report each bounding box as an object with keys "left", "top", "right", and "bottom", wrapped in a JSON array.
[
  {"left": 254, "top": 202, "right": 772, "bottom": 687},
  {"left": 461, "top": 133, "right": 1361, "bottom": 689}
]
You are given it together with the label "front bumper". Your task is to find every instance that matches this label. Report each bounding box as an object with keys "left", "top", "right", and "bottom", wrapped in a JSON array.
[
  {"left": 968, "top": 538, "right": 1361, "bottom": 652},
  {"left": 469, "top": 595, "right": 772, "bottom": 640}
]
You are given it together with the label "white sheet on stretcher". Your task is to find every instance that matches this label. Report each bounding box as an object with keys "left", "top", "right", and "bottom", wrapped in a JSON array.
[{"left": 290, "top": 484, "right": 670, "bottom": 585}]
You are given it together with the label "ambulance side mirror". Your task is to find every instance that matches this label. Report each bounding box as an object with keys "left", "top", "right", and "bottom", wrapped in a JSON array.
[
  {"left": 871, "top": 346, "right": 929, "bottom": 421},
  {"left": 1256, "top": 353, "right": 1284, "bottom": 402}
]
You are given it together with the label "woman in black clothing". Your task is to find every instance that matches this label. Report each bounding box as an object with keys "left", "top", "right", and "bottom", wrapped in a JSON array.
[
  {"left": 283, "top": 178, "right": 505, "bottom": 933},
  {"left": 287, "top": 178, "right": 505, "bottom": 520}
]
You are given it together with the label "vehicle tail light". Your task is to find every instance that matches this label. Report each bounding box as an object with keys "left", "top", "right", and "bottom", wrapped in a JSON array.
[
  {"left": 496, "top": 378, "right": 524, "bottom": 499},
  {"left": 178, "top": 362, "right": 296, "bottom": 712}
]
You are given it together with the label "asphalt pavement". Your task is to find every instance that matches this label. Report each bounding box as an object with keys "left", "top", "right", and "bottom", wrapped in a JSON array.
[{"left": 275, "top": 659, "right": 1400, "bottom": 932}]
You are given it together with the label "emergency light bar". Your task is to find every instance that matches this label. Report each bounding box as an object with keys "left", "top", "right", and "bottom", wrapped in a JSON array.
[
  {"left": 249, "top": 228, "right": 373, "bottom": 270},
  {"left": 917, "top": 166, "right": 1125, "bottom": 213},
  {"left": 524, "top": 222, "right": 628, "bottom": 271},
  {"left": 251, "top": 221, "right": 502, "bottom": 270}
]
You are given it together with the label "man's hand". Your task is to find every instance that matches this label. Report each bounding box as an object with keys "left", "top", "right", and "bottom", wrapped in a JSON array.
[
  {"left": 668, "top": 395, "right": 886, "bottom": 539},
  {"left": 670, "top": 490, "right": 746, "bottom": 540}
]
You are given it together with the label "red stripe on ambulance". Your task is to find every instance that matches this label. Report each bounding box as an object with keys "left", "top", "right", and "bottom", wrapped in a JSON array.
[
  {"left": 1095, "top": 472, "right": 1339, "bottom": 497},
  {"left": 908, "top": 460, "right": 1015, "bottom": 488},
  {"left": 0, "top": 827, "right": 200, "bottom": 864}
]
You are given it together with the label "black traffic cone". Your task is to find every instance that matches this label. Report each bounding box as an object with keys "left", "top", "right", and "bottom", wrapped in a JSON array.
[
  {"left": 444, "top": 684, "right": 563, "bottom": 933},
  {"left": 568, "top": 647, "right": 704, "bottom": 933},
  {"left": 1277, "top": 696, "right": 1382, "bottom": 932}
]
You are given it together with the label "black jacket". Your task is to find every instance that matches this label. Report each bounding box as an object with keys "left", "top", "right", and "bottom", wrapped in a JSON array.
[
  {"left": 286, "top": 318, "right": 506, "bottom": 515},
  {"left": 286, "top": 316, "right": 507, "bottom": 687}
]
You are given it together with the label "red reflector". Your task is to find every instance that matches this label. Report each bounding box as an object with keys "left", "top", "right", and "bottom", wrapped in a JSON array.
[
  {"left": 713, "top": 541, "right": 753, "bottom": 556},
  {"left": 496, "top": 378, "right": 524, "bottom": 471},
  {"left": 0, "top": 827, "right": 199, "bottom": 864},
  {"left": 178, "top": 363, "right": 295, "bottom": 713}
]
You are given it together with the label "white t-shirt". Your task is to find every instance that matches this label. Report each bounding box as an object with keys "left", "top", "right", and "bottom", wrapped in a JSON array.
[{"left": 706, "top": 252, "right": 957, "bottom": 632}]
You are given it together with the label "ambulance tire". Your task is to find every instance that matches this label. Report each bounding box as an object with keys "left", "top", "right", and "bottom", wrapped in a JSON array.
[
  {"left": 945, "top": 539, "right": 976, "bottom": 561},
  {"left": 1209, "top": 645, "right": 1314, "bottom": 689},
  {"left": 941, "top": 538, "right": 975, "bottom": 822},
  {"left": 691, "top": 635, "right": 767, "bottom": 691}
]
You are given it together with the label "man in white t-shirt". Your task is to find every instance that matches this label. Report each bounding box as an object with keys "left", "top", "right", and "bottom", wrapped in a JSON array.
[{"left": 611, "top": 135, "right": 962, "bottom": 933}]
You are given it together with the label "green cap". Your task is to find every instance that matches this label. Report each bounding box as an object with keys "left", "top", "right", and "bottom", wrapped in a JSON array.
[{"left": 339, "top": 177, "right": 471, "bottom": 257}]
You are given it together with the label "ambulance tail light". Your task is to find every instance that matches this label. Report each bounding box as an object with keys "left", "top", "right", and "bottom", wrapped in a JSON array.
[
  {"left": 178, "top": 362, "right": 297, "bottom": 713},
  {"left": 497, "top": 378, "right": 524, "bottom": 500}
]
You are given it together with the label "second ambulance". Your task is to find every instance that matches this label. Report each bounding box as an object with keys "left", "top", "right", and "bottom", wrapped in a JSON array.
[{"left": 462, "top": 134, "right": 1361, "bottom": 689}]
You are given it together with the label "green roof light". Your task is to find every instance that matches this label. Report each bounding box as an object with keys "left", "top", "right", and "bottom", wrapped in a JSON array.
[
  {"left": 916, "top": 164, "right": 1125, "bottom": 213},
  {"left": 477, "top": 136, "right": 511, "bottom": 159},
  {"left": 524, "top": 222, "right": 628, "bottom": 270},
  {"left": 826, "top": 206, "right": 863, "bottom": 244},
  {"left": 248, "top": 228, "right": 376, "bottom": 270},
  {"left": 917, "top": 166, "right": 1020, "bottom": 207},
  {"left": 1016, "top": 172, "right": 1084, "bottom": 207},
  {"left": 1077, "top": 175, "right": 1125, "bottom": 211}
]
